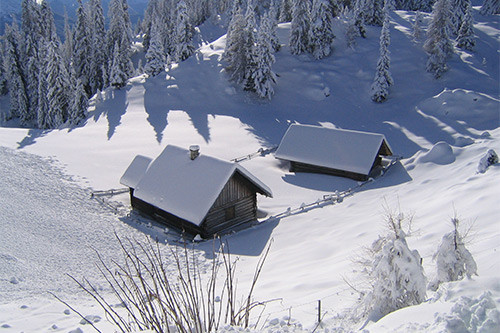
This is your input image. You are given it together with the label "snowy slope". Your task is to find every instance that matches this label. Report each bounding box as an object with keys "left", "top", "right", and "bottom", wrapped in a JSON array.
[{"left": 0, "top": 6, "right": 499, "bottom": 333}]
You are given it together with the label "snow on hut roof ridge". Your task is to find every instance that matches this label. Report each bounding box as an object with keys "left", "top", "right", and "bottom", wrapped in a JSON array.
[
  {"left": 275, "top": 124, "right": 393, "bottom": 176},
  {"left": 125, "top": 145, "right": 272, "bottom": 226},
  {"left": 120, "top": 155, "right": 152, "bottom": 189}
]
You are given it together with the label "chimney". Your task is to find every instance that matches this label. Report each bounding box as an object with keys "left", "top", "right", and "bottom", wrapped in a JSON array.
[{"left": 189, "top": 145, "right": 200, "bottom": 160}]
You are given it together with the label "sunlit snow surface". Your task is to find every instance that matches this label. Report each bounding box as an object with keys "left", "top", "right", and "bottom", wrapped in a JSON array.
[{"left": 0, "top": 7, "right": 499, "bottom": 333}]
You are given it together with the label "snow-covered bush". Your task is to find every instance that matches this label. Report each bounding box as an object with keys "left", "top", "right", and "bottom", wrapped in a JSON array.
[
  {"left": 353, "top": 209, "right": 427, "bottom": 322},
  {"left": 477, "top": 149, "right": 498, "bottom": 173},
  {"left": 429, "top": 216, "right": 477, "bottom": 291}
]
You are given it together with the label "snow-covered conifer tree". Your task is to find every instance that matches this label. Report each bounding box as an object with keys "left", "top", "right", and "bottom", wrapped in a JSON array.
[
  {"left": 107, "top": 0, "right": 134, "bottom": 88},
  {"left": 224, "top": 7, "right": 248, "bottom": 84},
  {"left": 480, "top": 0, "right": 500, "bottom": 15},
  {"left": 412, "top": 10, "right": 423, "bottom": 42},
  {"left": 69, "top": 78, "right": 89, "bottom": 126},
  {"left": 279, "top": 0, "right": 293, "bottom": 22},
  {"left": 309, "top": 0, "right": 336, "bottom": 59},
  {"left": 452, "top": 0, "right": 476, "bottom": 37},
  {"left": 289, "top": 0, "right": 311, "bottom": 55},
  {"left": 107, "top": 0, "right": 132, "bottom": 60},
  {"left": 3, "top": 22, "right": 29, "bottom": 122},
  {"left": 174, "top": 0, "right": 195, "bottom": 62},
  {"left": 62, "top": 9, "right": 74, "bottom": 69},
  {"left": 39, "top": 0, "right": 58, "bottom": 43},
  {"left": 37, "top": 42, "right": 49, "bottom": 128},
  {"left": 243, "top": 0, "right": 259, "bottom": 92},
  {"left": 73, "top": 0, "right": 92, "bottom": 95},
  {"left": 346, "top": 0, "right": 367, "bottom": 47},
  {"left": 456, "top": 1, "right": 475, "bottom": 51},
  {"left": 109, "top": 38, "right": 133, "bottom": 88},
  {"left": 424, "top": 0, "right": 454, "bottom": 78},
  {"left": 269, "top": 0, "right": 281, "bottom": 52},
  {"left": 145, "top": 16, "right": 166, "bottom": 76},
  {"left": 141, "top": 0, "right": 160, "bottom": 52},
  {"left": 249, "top": 11, "right": 277, "bottom": 99},
  {"left": 371, "top": 0, "right": 393, "bottom": 102},
  {"left": 89, "top": 0, "right": 107, "bottom": 93},
  {"left": 0, "top": 45, "right": 7, "bottom": 95},
  {"left": 429, "top": 216, "right": 477, "bottom": 291},
  {"left": 356, "top": 210, "right": 427, "bottom": 321},
  {"left": 364, "top": 0, "right": 385, "bottom": 26},
  {"left": 45, "top": 39, "right": 71, "bottom": 128}
]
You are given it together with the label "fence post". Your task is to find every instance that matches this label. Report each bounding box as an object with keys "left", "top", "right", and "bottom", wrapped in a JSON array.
[{"left": 317, "top": 300, "right": 321, "bottom": 323}]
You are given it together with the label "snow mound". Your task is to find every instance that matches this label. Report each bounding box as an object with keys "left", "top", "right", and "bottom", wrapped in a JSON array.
[
  {"left": 418, "top": 142, "right": 455, "bottom": 165},
  {"left": 433, "top": 291, "right": 500, "bottom": 333},
  {"left": 477, "top": 149, "right": 499, "bottom": 174},
  {"left": 418, "top": 89, "right": 500, "bottom": 131}
]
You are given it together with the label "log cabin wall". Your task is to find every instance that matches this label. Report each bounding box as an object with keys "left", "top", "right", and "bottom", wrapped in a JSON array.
[{"left": 202, "top": 172, "right": 258, "bottom": 236}]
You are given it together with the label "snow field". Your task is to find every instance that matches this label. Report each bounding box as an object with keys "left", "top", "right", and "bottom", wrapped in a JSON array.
[{"left": 0, "top": 5, "right": 499, "bottom": 332}]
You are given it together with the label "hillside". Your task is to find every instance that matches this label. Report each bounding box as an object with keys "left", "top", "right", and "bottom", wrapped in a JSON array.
[{"left": 0, "top": 5, "right": 499, "bottom": 333}]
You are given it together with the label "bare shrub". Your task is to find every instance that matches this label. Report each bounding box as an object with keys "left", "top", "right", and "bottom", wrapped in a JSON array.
[{"left": 59, "top": 234, "right": 273, "bottom": 332}]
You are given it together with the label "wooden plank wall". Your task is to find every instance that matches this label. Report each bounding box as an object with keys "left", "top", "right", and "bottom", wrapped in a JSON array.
[
  {"left": 202, "top": 173, "right": 258, "bottom": 236},
  {"left": 291, "top": 161, "right": 369, "bottom": 181}
]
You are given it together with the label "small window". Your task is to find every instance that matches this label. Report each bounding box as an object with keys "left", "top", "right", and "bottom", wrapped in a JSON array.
[{"left": 224, "top": 206, "right": 235, "bottom": 221}]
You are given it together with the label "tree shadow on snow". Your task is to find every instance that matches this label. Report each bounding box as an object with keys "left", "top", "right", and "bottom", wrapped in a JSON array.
[
  {"left": 89, "top": 87, "right": 130, "bottom": 140},
  {"left": 17, "top": 129, "right": 51, "bottom": 149}
]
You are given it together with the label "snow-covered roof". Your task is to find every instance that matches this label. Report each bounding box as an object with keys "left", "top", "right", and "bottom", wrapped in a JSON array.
[
  {"left": 275, "top": 124, "right": 393, "bottom": 176},
  {"left": 130, "top": 145, "right": 272, "bottom": 226},
  {"left": 120, "top": 155, "right": 152, "bottom": 189}
]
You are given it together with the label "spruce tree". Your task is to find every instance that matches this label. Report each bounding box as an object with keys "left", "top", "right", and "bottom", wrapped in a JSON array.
[
  {"left": 243, "top": 0, "right": 259, "bottom": 92},
  {"left": 45, "top": 39, "right": 71, "bottom": 128},
  {"left": 37, "top": 42, "right": 50, "bottom": 129},
  {"left": 0, "top": 43, "right": 7, "bottom": 95},
  {"left": 289, "top": 0, "right": 311, "bottom": 55},
  {"left": 89, "top": 0, "right": 107, "bottom": 93},
  {"left": 73, "top": 0, "right": 92, "bottom": 96},
  {"left": 364, "top": 0, "right": 385, "bottom": 26},
  {"left": 309, "top": 0, "right": 336, "bottom": 59},
  {"left": 250, "top": 12, "right": 277, "bottom": 99},
  {"left": 3, "top": 22, "right": 29, "bottom": 123},
  {"left": 21, "top": 0, "right": 43, "bottom": 125},
  {"left": 224, "top": 7, "right": 248, "bottom": 85},
  {"left": 279, "top": 0, "right": 293, "bottom": 22},
  {"left": 69, "top": 78, "right": 89, "bottom": 126},
  {"left": 145, "top": 16, "right": 166, "bottom": 76},
  {"left": 480, "top": 0, "right": 500, "bottom": 15},
  {"left": 107, "top": 0, "right": 134, "bottom": 87},
  {"left": 39, "top": 0, "right": 57, "bottom": 43},
  {"left": 109, "top": 38, "right": 133, "bottom": 88},
  {"left": 424, "top": 0, "right": 454, "bottom": 79},
  {"left": 412, "top": 10, "right": 423, "bottom": 42},
  {"left": 456, "top": 1, "right": 475, "bottom": 51},
  {"left": 174, "top": 0, "right": 195, "bottom": 62},
  {"left": 371, "top": 0, "right": 393, "bottom": 102},
  {"left": 346, "top": 0, "right": 367, "bottom": 48},
  {"left": 62, "top": 9, "right": 74, "bottom": 69},
  {"left": 269, "top": 0, "right": 281, "bottom": 52}
]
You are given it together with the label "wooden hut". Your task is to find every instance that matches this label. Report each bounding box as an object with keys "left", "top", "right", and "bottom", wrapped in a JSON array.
[
  {"left": 274, "top": 124, "right": 393, "bottom": 181},
  {"left": 120, "top": 145, "right": 272, "bottom": 238}
]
